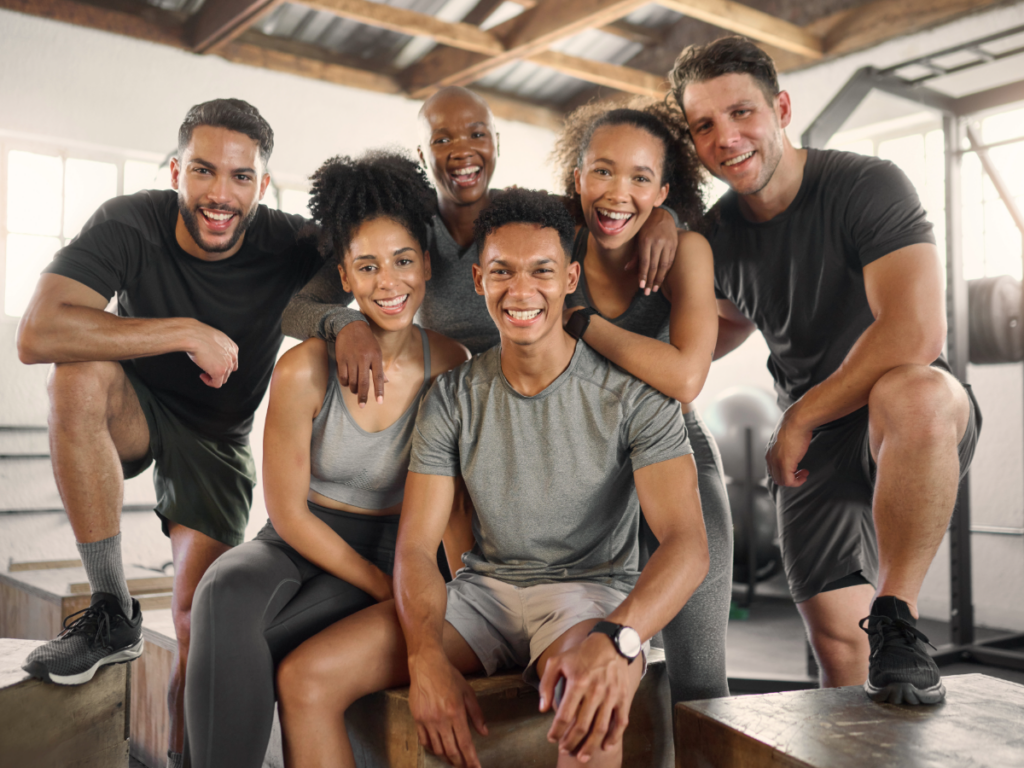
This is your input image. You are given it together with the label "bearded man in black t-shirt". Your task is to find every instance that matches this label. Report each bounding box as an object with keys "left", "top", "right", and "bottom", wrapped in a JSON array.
[
  {"left": 669, "top": 38, "right": 982, "bottom": 706},
  {"left": 16, "top": 99, "right": 322, "bottom": 766}
]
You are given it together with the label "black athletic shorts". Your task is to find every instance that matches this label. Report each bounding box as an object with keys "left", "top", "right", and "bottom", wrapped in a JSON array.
[
  {"left": 120, "top": 363, "right": 256, "bottom": 547},
  {"left": 768, "top": 379, "right": 982, "bottom": 603}
]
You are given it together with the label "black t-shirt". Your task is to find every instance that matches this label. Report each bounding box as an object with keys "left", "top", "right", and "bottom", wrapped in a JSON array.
[
  {"left": 710, "top": 149, "right": 937, "bottom": 410},
  {"left": 45, "top": 189, "right": 322, "bottom": 442}
]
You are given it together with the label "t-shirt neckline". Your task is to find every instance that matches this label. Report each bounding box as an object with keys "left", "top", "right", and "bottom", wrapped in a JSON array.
[{"left": 495, "top": 339, "right": 584, "bottom": 400}]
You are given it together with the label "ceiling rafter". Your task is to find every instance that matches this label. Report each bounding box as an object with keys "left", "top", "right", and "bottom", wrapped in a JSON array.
[
  {"left": 654, "top": 0, "right": 823, "bottom": 58},
  {"left": 401, "top": 0, "right": 652, "bottom": 97},
  {"left": 301, "top": 0, "right": 504, "bottom": 56},
  {"left": 529, "top": 51, "right": 667, "bottom": 99},
  {"left": 186, "top": 0, "right": 284, "bottom": 53}
]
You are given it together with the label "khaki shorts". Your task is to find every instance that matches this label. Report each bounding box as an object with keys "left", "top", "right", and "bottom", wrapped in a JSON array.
[
  {"left": 121, "top": 363, "right": 256, "bottom": 547},
  {"left": 444, "top": 571, "right": 650, "bottom": 686}
]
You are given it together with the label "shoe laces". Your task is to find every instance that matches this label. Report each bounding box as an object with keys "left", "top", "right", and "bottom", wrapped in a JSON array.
[
  {"left": 59, "top": 603, "right": 115, "bottom": 650},
  {"left": 859, "top": 615, "right": 936, "bottom": 652}
]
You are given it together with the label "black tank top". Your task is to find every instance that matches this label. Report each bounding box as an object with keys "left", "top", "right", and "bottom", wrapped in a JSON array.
[{"left": 567, "top": 227, "right": 673, "bottom": 344}]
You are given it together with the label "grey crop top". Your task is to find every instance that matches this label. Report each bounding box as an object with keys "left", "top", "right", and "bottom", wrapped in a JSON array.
[{"left": 308, "top": 326, "right": 431, "bottom": 509}]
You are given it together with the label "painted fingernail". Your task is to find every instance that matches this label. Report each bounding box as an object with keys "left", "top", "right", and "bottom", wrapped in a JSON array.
[
  {"left": 377, "top": 395, "right": 383, "bottom": 404},
  {"left": 639, "top": 279, "right": 646, "bottom": 288},
  {"left": 539, "top": 696, "right": 546, "bottom": 710}
]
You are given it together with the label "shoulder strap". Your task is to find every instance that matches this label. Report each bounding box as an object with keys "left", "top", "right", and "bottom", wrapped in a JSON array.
[{"left": 419, "top": 326, "right": 432, "bottom": 391}]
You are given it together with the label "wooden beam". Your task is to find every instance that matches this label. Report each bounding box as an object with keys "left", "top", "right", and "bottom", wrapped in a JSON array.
[
  {"left": 0, "top": 0, "right": 185, "bottom": 47},
  {"left": 301, "top": 0, "right": 503, "bottom": 56},
  {"left": 654, "top": 0, "right": 823, "bottom": 58},
  {"left": 814, "top": 0, "right": 1012, "bottom": 58},
  {"left": 601, "top": 19, "right": 665, "bottom": 47},
  {"left": 186, "top": 0, "right": 283, "bottom": 53},
  {"left": 403, "top": 0, "right": 651, "bottom": 96},
  {"left": 216, "top": 39, "right": 402, "bottom": 94},
  {"left": 528, "top": 51, "right": 666, "bottom": 98},
  {"left": 468, "top": 87, "right": 565, "bottom": 132},
  {"left": 236, "top": 28, "right": 400, "bottom": 75}
]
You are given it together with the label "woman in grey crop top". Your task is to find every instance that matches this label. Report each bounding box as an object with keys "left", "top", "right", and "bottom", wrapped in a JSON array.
[
  {"left": 553, "top": 101, "right": 733, "bottom": 703},
  {"left": 184, "top": 151, "right": 470, "bottom": 768}
]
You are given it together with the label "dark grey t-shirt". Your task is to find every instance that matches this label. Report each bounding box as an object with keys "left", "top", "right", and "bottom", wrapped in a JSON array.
[
  {"left": 281, "top": 214, "right": 498, "bottom": 354},
  {"left": 409, "top": 341, "right": 692, "bottom": 593},
  {"left": 710, "top": 149, "right": 938, "bottom": 410},
  {"left": 44, "top": 190, "right": 322, "bottom": 441}
]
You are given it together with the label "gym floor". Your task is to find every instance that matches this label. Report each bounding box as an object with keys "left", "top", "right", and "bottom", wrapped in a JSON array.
[{"left": 727, "top": 572, "right": 1024, "bottom": 688}]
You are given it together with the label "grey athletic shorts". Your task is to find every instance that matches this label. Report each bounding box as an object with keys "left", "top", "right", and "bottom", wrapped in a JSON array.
[
  {"left": 444, "top": 571, "right": 650, "bottom": 686},
  {"left": 769, "top": 382, "right": 982, "bottom": 603}
]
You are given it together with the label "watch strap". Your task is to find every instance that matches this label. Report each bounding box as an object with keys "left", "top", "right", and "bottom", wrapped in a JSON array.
[{"left": 566, "top": 307, "right": 599, "bottom": 340}]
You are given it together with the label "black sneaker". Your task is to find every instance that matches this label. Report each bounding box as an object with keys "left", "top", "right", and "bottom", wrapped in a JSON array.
[
  {"left": 860, "top": 614, "right": 945, "bottom": 705},
  {"left": 22, "top": 592, "right": 144, "bottom": 685}
]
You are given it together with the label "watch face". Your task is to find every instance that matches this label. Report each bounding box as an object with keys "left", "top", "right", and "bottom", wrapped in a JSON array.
[{"left": 617, "top": 626, "right": 642, "bottom": 659}]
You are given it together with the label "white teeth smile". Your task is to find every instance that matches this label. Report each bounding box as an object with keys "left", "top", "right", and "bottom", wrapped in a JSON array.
[
  {"left": 203, "top": 210, "right": 233, "bottom": 221},
  {"left": 507, "top": 309, "right": 541, "bottom": 320},
  {"left": 723, "top": 151, "right": 754, "bottom": 167},
  {"left": 597, "top": 209, "right": 632, "bottom": 221},
  {"left": 452, "top": 166, "right": 481, "bottom": 176},
  {"left": 375, "top": 295, "right": 408, "bottom": 308}
]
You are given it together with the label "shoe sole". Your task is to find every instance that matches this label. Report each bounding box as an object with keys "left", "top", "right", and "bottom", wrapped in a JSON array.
[
  {"left": 864, "top": 679, "right": 946, "bottom": 705},
  {"left": 22, "top": 637, "right": 145, "bottom": 686}
]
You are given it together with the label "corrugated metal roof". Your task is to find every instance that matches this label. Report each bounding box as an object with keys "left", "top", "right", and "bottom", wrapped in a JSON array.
[{"left": 132, "top": 0, "right": 682, "bottom": 106}]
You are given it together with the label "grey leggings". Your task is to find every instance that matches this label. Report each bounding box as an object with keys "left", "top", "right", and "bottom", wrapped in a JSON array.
[
  {"left": 641, "top": 410, "right": 732, "bottom": 703},
  {"left": 184, "top": 503, "right": 398, "bottom": 768}
]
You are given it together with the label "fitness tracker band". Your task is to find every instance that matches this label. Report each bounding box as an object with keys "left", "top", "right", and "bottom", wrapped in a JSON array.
[{"left": 566, "top": 307, "right": 599, "bottom": 340}]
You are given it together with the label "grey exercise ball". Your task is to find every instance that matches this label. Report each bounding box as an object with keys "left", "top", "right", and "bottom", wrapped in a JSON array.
[{"left": 703, "top": 386, "right": 781, "bottom": 483}]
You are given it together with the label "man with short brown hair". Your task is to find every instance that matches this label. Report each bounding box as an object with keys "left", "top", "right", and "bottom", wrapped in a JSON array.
[{"left": 671, "top": 36, "right": 981, "bottom": 705}]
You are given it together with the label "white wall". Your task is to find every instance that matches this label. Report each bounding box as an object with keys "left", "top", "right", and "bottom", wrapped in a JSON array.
[{"left": 774, "top": 1, "right": 1024, "bottom": 630}]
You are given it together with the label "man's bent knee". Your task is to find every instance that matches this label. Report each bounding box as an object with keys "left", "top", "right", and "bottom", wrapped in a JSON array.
[
  {"left": 48, "top": 360, "right": 126, "bottom": 411},
  {"left": 869, "top": 365, "right": 968, "bottom": 441}
]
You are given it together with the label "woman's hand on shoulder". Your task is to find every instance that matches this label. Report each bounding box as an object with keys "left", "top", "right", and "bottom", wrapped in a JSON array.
[{"left": 426, "top": 329, "right": 471, "bottom": 379}]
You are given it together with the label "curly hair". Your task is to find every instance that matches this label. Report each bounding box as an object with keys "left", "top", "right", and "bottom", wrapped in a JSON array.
[
  {"left": 552, "top": 97, "right": 707, "bottom": 232},
  {"left": 473, "top": 188, "right": 575, "bottom": 259},
  {"left": 306, "top": 149, "right": 437, "bottom": 264},
  {"left": 669, "top": 36, "right": 779, "bottom": 116}
]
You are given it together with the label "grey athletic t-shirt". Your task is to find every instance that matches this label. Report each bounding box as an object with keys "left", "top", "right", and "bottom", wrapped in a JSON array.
[
  {"left": 281, "top": 214, "right": 498, "bottom": 354},
  {"left": 409, "top": 341, "right": 692, "bottom": 594}
]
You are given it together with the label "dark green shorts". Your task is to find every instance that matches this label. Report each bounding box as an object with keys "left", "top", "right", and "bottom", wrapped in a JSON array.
[{"left": 121, "top": 363, "right": 255, "bottom": 547}]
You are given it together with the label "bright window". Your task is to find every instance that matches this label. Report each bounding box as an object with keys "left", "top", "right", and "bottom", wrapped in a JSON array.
[{"left": 2, "top": 141, "right": 310, "bottom": 319}]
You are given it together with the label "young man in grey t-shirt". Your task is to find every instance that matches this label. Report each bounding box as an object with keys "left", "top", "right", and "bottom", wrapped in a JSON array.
[{"left": 275, "top": 190, "right": 710, "bottom": 768}]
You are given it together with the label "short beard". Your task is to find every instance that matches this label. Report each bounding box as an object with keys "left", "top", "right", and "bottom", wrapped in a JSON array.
[{"left": 177, "top": 196, "right": 259, "bottom": 254}]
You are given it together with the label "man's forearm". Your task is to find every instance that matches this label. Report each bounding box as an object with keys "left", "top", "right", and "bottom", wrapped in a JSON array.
[
  {"left": 787, "top": 316, "right": 943, "bottom": 431},
  {"left": 281, "top": 261, "right": 363, "bottom": 341},
  {"left": 395, "top": 547, "right": 450, "bottom": 659},
  {"left": 607, "top": 532, "right": 709, "bottom": 643},
  {"left": 18, "top": 304, "right": 200, "bottom": 364}
]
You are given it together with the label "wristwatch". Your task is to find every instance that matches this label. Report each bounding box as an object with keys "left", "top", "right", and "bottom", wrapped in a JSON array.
[
  {"left": 588, "top": 621, "right": 642, "bottom": 664},
  {"left": 565, "top": 307, "right": 599, "bottom": 340}
]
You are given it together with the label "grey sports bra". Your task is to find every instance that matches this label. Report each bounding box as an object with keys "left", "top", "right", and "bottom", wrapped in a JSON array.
[{"left": 308, "top": 326, "right": 431, "bottom": 510}]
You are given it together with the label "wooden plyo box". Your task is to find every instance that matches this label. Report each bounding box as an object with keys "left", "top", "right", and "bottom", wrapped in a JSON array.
[
  {"left": 0, "top": 563, "right": 172, "bottom": 640},
  {"left": 347, "top": 647, "right": 673, "bottom": 768},
  {"left": 675, "top": 673, "right": 1024, "bottom": 768},
  {"left": 0, "top": 638, "right": 130, "bottom": 768}
]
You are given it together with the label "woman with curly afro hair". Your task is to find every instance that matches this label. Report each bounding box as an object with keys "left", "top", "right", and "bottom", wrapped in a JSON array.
[
  {"left": 553, "top": 98, "right": 733, "bottom": 703},
  {"left": 185, "top": 150, "right": 470, "bottom": 768}
]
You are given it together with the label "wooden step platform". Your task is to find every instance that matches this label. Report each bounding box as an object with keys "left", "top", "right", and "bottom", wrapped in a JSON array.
[
  {"left": 0, "top": 562, "right": 172, "bottom": 641},
  {"left": 0, "top": 638, "right": 130, "bottom": 767},
  {"left": 347, "top": 646, "right": 672, "bottom": 768},
  {"left": 675, "top": 673, "right": 1024, "bottom": 768}
]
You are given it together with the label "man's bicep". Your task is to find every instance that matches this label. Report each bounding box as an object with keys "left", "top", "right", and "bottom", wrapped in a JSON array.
[
  {"left": 27, "top": 273, "right": 110, "bottom": 314},
  {"left": 399, "top": 472, "right": 459, "bottom": 553},
  {"left": 634, "top": 456, "right": 704, "bottom": 544},
  {"left": 863, "top": 243, "right": 945, "bottom": 326}
]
